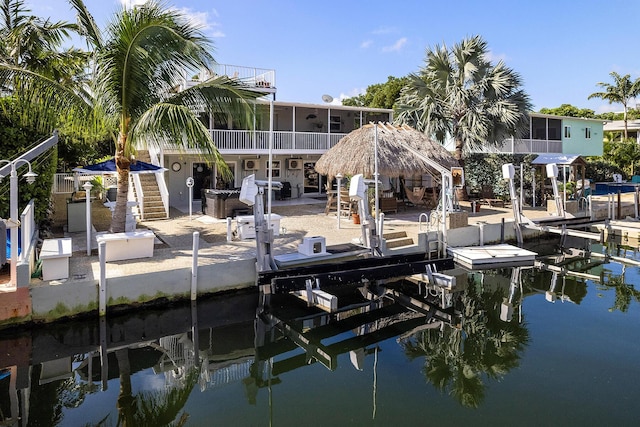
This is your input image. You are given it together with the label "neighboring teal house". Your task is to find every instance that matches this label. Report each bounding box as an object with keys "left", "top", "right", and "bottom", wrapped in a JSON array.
[{"left": 481, "top": 112, "right": 605, "bottom": 156}]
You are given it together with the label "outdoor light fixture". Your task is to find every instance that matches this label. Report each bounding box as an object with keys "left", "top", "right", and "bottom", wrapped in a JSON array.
[{"left": 24, "top": 170, "right": 38, "bottom": 184}]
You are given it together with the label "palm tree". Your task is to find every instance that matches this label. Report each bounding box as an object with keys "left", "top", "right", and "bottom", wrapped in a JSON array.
[
  {"left": 588, "top": 71, "right": 640, "bottom": 141},
  {"left": 0, "top": 0, "right": 89, "bottom": 132},
  {"left": 395, "top": 35, "right": 532, "bottom": 166},
  {"left": 72, "top": 0, "right": 264, "bottom": 232},
  {"left": 0, "top": 0, "right": 263, "bottom": 232}
]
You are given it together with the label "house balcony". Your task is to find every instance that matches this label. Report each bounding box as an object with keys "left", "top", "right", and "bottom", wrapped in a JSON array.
[
  {"left": 480, "top": 138, "right": 564, "bottom": 154},
  {"left": 179, "top": 64, "right": 276, "bottom": 94},
  {"left": 210, "top": 130, "right": 345, "bottom": 154}
]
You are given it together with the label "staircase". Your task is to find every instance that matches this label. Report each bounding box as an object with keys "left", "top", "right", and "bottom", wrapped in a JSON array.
[
  {"left": 383, "top": 231, "right": 414, "bottom": 249},
  {"left": 133, "top": 151, "right": 168, "bottom": 220}
]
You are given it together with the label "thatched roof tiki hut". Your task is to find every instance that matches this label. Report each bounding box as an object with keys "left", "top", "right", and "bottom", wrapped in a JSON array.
[
  {"left": 315, "top": 122, "right": 458, "bottom": 251},
  {"left": 315, "top": 123, "right": 457, "bottom": 182}
]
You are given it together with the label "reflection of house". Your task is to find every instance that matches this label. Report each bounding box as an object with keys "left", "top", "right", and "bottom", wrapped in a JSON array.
[
  {"left": 146, "top": 64, "right": 394, "bottom": 211},
  {"left": 472, "top": 112, "right": 605, "bottom": 156}
]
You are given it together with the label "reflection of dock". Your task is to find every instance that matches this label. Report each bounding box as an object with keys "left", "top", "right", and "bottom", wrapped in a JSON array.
[
  {"left": 593, "top": 219, "right": 640, "bottom": 243},
  {"left": 255, "top": 273, "right": 463, "bottom": 381}
]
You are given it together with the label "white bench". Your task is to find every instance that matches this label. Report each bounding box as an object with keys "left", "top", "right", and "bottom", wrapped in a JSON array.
[
  {"left": 40, "top": 238, "right": 73, "bottom": 281},
  {"left": 95, "top": 230, "right": 155, "bottom": 262}
]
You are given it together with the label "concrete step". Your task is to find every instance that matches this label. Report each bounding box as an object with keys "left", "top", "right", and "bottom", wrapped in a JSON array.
[
  {"left": 385, "top": 237, "right": 415, "bottom": 248},
  {"left": 382, "top": 230, "right": 414, "bottom": 249},
  {"left": 383, "top": 231, "right": 408, "bottom": 240}
]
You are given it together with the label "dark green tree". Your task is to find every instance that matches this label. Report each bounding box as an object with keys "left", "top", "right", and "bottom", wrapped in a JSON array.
[
  {"left": 342, "top": 75, "right": 409, "bottom": 109},
  {"left": 539, "top": 104, "right": 595, "bottom": 118}
]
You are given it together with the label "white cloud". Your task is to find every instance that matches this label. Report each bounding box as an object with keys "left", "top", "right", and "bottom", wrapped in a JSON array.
[
  {"left": 171, "top": 7, "right": 225, "bottom": 38},
  {"left": 484, "top": 50, "right": 508, "bottom": 64},
  {"left": 382, "top": 37, "right": 407, "bottom": 53},
  {"left": 360, "top": 40, "right": 373, "bottom": 49},
  {"left": 120, "top": 0, "right": 148, "bottom": 7},
  {"left": 337, "top": 88, "right": 366, "bottom": 103}
]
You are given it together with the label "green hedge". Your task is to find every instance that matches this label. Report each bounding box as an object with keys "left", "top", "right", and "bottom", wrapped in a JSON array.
[{"left": 0, "top": 115, "right": 57, "bottom": 228}]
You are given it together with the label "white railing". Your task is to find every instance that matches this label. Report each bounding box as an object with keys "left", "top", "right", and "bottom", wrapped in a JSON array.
[
  {"left": 180, "top": 64, "right": 276, "bottom": 92},
  {"left": 20, "top": 199, "right": 35, "bottom": 262},
  {"left": 53, "top": 173, "right": 117, "bottom": 194},
  {"left": 132, "top": 174, "right": 144, "bottom": 220},
  {"left": 210, "top": 130, "right": 347, "bottom": 152},
  {"left": 490, "top": 138, "right": 564, "bottom": 154},
  {"left": 156, "top": 173, "right": 170, "bottom": 218},
  {"left": 53, "top": 173, "right": 75, "bottom": 193}
]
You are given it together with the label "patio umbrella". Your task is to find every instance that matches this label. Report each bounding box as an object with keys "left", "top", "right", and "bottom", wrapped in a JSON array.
[
  {"left": 72, "top": 158, "right": 166, "bottom": 174},
  {"left": 315, "top": 122, "right": 456, "bottom": 180}
]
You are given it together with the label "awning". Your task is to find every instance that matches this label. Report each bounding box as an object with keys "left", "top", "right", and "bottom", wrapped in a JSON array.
[{"left": 72, "top": 158, "right": 166, "bottom": 174}]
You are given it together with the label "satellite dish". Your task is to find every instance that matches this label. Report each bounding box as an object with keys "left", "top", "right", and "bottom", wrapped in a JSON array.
[{"left": 322, "top": 94, "right": 334, "bottom": 103}]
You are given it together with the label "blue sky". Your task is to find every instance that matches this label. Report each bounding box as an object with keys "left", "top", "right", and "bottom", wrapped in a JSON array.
[{"left": 29, "top": 0, "right": 640, "bottom": 113}]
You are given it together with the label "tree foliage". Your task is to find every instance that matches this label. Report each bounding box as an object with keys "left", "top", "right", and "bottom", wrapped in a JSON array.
[
  {"left": 538, "top": 104, "right": 595, "bottom": 118},
  {"left": 588, "top": 71, "right": 640, "bottom": 140},
  {"left": 1, "top": 0, "right": 264, "bottom": 232},
  {"left": 342, "top": 75, "right": 409, "bottom": 109},
  {"left": 395, "top": 35, "right": 532, "bottom": 164},
  {"left": 0, "top": 108, "right": 57, "bottom": 225}
]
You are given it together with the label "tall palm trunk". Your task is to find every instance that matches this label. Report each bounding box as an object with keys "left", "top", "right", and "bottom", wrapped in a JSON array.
[
  {"left": 454, "top": 137, "right": 469, "bottom": 200},
  {"left": 111, "top": 136, "right": 131, "bottom": 233}
]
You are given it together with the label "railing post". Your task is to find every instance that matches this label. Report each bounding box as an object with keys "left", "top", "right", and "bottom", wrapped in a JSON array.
[
  {"left": 191, "top": 231, "right": 199, "bottom": 301},
  {"left": 98, "top": 241, "right": 107, "bottom": 316}
]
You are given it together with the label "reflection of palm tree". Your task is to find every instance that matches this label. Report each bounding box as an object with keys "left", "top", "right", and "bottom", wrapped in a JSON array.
[
  {"left": 401, "top": 279, "right": 529, "bottom": 408},
  {"left": 114, "top": 348, "right": 198, "bottom": 427},
  {"left": 601, "top": 274, "right": 640, "bottom": 313}
]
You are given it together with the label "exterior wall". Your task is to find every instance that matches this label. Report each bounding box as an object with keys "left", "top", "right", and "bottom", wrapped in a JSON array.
[{"left": 560, "top": 117, "right": 604, "bottom": 156}]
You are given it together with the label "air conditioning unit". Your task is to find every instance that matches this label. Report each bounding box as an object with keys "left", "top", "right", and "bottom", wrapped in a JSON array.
[
  {"left": 243, "top": 159, "right": 260, "bottom": 170},
  {"left": 287, "top": 159, "right": 302, "bottom": 170}
]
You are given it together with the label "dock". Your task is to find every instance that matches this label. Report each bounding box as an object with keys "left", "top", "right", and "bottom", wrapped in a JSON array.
[{"left": 447, "top": 244, "right": 537, "bottom": 269}]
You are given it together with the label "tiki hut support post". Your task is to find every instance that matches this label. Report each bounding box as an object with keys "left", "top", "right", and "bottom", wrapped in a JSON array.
[{"left": 374, "top": 123, "right": 380, "bottom": 232}]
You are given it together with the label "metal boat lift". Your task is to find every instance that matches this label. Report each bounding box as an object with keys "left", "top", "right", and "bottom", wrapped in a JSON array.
[{"left": 503, "top": 162, "right": 603, "bottom": 245}]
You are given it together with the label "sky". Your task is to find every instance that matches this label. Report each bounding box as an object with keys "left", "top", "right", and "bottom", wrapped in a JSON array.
[{"left": 27, "top": 0, "right": 640, "bottom": 113}]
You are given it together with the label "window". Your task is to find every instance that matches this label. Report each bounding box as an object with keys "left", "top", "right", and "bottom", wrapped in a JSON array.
[
  {"left": 564, "top": 126, "right": 571, "bottom": 138},
  {"left": 330, "top": 116, "right": 341, "bottom": 132},
  {"left": 585, "top": 127, "right": 591, "bottom": 139},
  {"left": 267, "top": 160, "right": 280, "bottom": 178}
]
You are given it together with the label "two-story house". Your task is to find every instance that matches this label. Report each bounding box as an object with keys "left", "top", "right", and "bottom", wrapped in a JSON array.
[
  {"left": 140, "top": 64, "right": 393, "bottom": 217},
  {"left": 132, "top": 65, "right": 603, "bottom": 219},
  {"left": 488, "top": 112, "right": 604, "bottom": 156}
]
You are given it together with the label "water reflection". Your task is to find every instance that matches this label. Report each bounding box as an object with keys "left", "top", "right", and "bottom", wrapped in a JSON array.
[
  {"left": 400, "top": 270, "right": 529, "bottom": 408},
  {"left": 2, "top": 246, "right": 640, "bottom": 425}
]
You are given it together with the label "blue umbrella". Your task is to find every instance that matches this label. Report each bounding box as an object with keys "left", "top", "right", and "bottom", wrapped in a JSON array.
[{"left": 72, "top": 158, "right": 166, "bottom": 174}]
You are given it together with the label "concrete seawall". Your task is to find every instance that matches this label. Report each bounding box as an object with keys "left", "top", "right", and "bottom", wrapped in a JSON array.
[{"left": 4, "top": 195, "right": 633, "bottom": 328}]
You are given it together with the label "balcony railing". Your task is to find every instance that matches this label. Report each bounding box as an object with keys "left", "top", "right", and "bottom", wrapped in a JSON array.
[
  {"left": 181, "top": 64, "right": 276, "bottom": 92},
  {"left": 210, "top": 130, "right": 345, "bottom": 153},
  {"left": 482, "top": 138, "right": 563, "bottom": 154}
]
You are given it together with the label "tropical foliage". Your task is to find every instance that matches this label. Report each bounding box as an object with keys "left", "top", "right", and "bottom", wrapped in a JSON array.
[
  {"left": 538, "top": 103, "right": 595, "bottom": 118},
  {"left": 588, "top": 71, "right": 640, "bottom": 140},
  {"left": 401, "top": 271, "right": 529, "bottom": 408},
  {"left": 395, "top": 35, "right": 532, "bottom": 164},
  {"left": 342, "top": 75, "right": 409, "bottom": 109},
  {"left": 0, "top": 112, "right": 57, "bottom": 225},
  {"left": 0, "top": 0, "right": 264, "bottom": 232}
]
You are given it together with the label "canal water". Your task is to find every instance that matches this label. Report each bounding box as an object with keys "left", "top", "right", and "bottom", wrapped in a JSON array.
[{"left": 1, "top": 241, "right": 640, "bottom": 426}]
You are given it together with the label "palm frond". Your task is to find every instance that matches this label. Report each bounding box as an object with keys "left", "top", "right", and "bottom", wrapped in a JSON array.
[{"left": 69, "top": 0, "right": 103, "bottom": 49}]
